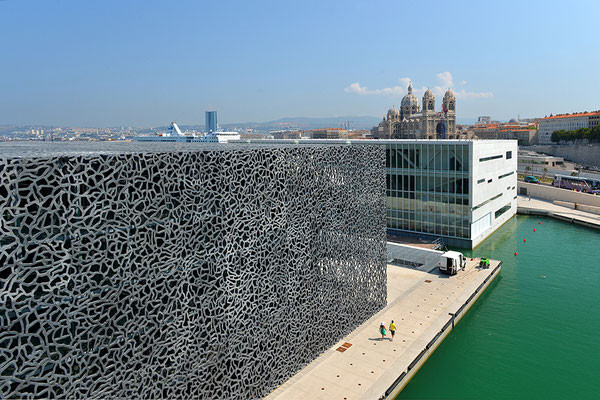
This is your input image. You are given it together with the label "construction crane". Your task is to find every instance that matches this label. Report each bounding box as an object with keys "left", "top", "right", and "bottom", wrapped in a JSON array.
[{"left": 336, "top": 121, "right": 354, "bottom": 132}]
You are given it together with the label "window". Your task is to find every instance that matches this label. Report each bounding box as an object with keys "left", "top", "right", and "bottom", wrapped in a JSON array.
[
  {"left": 506, "top": 151, "right": 512, "bottom": 159},
  {"left": 479, "top": 155, "right": 503, "bottom": 162},
  {"left": 498, "top": 171, "right": 514, "bottom": 179},
  {"left": 472, "top": 193, "right": 503, "bottom": 211},
  {"left": 477, "top": 178, "right": 485, "bottom": 184},
  {"left": 488, "top": 179, "right": 492, "bottom": 183},
  {"left": 495, "top": 203, "right": 512, "bottom": 219}
]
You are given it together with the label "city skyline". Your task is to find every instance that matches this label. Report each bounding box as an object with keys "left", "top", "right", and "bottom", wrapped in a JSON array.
[{"left": 1, "top": 0, "right": 599, "bottom": 127}]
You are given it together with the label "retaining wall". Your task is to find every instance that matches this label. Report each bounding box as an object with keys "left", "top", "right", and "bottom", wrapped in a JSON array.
[
  {"left": 518, "top": 181, "right": 600, "bottom": 207},
  {"left": 529, "top": 144, "right": 600, "bottom": 167}
]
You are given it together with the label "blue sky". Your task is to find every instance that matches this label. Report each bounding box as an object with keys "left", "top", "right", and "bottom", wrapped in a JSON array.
[{"left": 1, "top": 0, "right": 599, "bottom": 127}]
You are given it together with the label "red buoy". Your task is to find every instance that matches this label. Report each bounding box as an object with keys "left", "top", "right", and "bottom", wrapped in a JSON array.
[
  {"left": 524, "top": 238, "right": 527, "bottom": 242},
  {"left": 533, "top": 228, "right": 536, "bottom": 232},
  {"left": 514, "top": 252, "right": 517, "bottom": 256},
  {"left": 538, "top": 221, "right": 541, "bottom": 224}
]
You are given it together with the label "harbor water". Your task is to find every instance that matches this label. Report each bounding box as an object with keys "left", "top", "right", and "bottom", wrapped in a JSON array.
[{"left": 397, "top": 215, "right": 600, "bottom": 399}]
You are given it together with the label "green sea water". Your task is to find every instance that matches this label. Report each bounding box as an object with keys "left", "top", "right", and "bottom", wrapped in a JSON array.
[{"left": 397, "top": 215, "right": 600, "bottom": 400}]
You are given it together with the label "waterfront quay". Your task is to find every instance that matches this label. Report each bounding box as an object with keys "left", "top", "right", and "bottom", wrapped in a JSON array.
[
  {"left": 265, "top": 255, "right": 501, "bottom": 400},
  {"left": 517, "top": 195, "right": 600, "bottom": 230}
]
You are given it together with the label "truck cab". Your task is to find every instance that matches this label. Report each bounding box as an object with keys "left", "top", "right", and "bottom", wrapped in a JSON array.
[{"left": 438, "top": 251, "right": 467, "bottom": 275}]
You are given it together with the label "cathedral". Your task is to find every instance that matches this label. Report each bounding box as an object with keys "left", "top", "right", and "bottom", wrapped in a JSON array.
[{"left": 373, "top": 84, "right": 458, "bottom": 139}]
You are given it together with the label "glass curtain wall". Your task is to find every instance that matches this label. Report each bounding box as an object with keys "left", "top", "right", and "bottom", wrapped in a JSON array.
[{"left": 386, "top": 142, "right": 471, "bottom": 239}]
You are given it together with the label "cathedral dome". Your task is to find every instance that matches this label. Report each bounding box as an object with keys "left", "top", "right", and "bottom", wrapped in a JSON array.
[
  {"left": 387, "top": 107, "right": 400, "bottom": 120},
  {"left": 401, "top": 83, "right": 419, "bottom": 110},
  {"left": 423, "top": 88, "right": 434, "bottom": 99}
]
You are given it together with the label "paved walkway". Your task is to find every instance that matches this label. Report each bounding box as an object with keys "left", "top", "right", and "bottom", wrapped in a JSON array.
[
  {"left": 265, "top": 258, "right": 501, "bottom": 400},
  {"left": 517, "top": 196, "right": 600, "bottom": 229}
]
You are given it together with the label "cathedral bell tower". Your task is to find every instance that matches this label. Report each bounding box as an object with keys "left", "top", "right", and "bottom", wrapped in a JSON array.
[
  {"left": 442, "top": 89, "right": 457, "bottom": 136},
  {"left": 422, "top": 88, "right": 435, "bottom": 113},
  {"left": 422, "top": 88, "right": 435, "bottom": 136},
  {"left": 442, "top": 89, "right": 456, "bottom": 114}
]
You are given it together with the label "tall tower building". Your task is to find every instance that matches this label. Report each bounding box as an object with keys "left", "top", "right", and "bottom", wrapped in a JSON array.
[{"left": 205, "top": 111, "right": 218, "bottom": 133}]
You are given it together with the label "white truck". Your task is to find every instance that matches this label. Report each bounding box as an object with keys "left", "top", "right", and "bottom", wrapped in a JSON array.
[{"left": 438, "top": 251, "right": 467, "bottom": 275}]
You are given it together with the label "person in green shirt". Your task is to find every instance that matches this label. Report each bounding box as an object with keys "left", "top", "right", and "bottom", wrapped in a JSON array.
[
  {"left": 379, "top": 322, "right": 386, "bottom": 340},
  {"left": 389, "top": 320, "right": 396, "bottom": 341}
]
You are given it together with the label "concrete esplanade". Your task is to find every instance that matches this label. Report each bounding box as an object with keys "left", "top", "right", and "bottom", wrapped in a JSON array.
[
  {"left": 265, "top": 245, "right": 501, "bottom": 400},
  {"left": 517, "top": 181, "right": 600, "bottom": 229},
  {"left": 518, "top": 181, "right": 600, "bottom": 209},
  {"left": 517, "top": 196, "right": 600, "bottom": 230}
]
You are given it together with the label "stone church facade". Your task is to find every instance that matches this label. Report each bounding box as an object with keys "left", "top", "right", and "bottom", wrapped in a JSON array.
[{"left": 373, "top": 84, "right": 458, "bottom": 139}]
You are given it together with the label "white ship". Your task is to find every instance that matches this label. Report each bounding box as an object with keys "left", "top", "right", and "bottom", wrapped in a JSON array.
[
  {"left": 135, "top": 122, "right": 240, "bottom": 143},
  {"left": 199, "top": 130, "right": 241, "bottom": 143}
]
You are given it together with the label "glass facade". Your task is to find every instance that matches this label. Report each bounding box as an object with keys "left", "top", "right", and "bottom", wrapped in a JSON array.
[
  {"left": 386, "top": 142, "right": 471, "bottom": 240},
  {"left": 205, "top": 111, "right": 218, "bottom": 132}
]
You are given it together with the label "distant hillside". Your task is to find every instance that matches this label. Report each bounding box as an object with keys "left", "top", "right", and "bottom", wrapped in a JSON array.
[
  {"left": 252, "top": 116, "right": 382, "bottom": 130},
  {"left": 173, "top": 116, "right": 382, "bottom": 133}
]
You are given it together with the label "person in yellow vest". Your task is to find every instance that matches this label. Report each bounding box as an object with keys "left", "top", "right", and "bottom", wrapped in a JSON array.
[{"left": 389, "top": 320, "right": 396, "bottom": 341}]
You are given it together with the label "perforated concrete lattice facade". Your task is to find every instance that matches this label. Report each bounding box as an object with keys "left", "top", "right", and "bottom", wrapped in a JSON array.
[{"left": 0, "top": 142, "right": 387, "bottom": 399}]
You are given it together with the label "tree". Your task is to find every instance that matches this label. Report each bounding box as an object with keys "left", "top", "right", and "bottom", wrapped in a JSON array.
[
  {"left": 552, "top": 129, "right": 567, "bottom": 143},
  {"left": 552, "top": 127, "right": 600, "bottom": 143},
  {"left": 575, "top": 128, "right": 586, "bottom": 140},
  {"left": 591, "top": 126, "right": 600, "bottom": 142}
]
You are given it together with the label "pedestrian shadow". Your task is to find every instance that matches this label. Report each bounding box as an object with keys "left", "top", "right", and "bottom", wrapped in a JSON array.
[{"left": 368, "top": 337, "right": 392, "bottom": 341}]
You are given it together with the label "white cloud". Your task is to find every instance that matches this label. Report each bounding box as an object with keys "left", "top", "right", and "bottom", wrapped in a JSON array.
[
  {"left": 432, "top": 85, "right": 445, "bottom": 97},
  {"left": 345, "top": 72, "right": 493, "bottom": 100},
  {"left": 344, "top": 82, "right": 367, "bottom": 94},
  {"left": 436, "top": 72, "right": 454, "bottom": 88},
  {"left": 435, "top": 72, "right": 492, "bottom": 98},
  {"left": 370, "top": 85, "right": 406, "bottom": 96},
  {"left": 344, "top": 78, "right": 412, "bottom": 97},
  {"left": 453, "top": 90, "right": 494, "bottom": 99},
  {"left": 397, "top": 77, "right": 411, "bottom": 90}
]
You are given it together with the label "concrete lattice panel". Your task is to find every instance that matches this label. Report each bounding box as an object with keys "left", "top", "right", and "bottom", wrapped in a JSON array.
[{"left": 0, "top": 143, "right": 387, "bottom": 399}]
